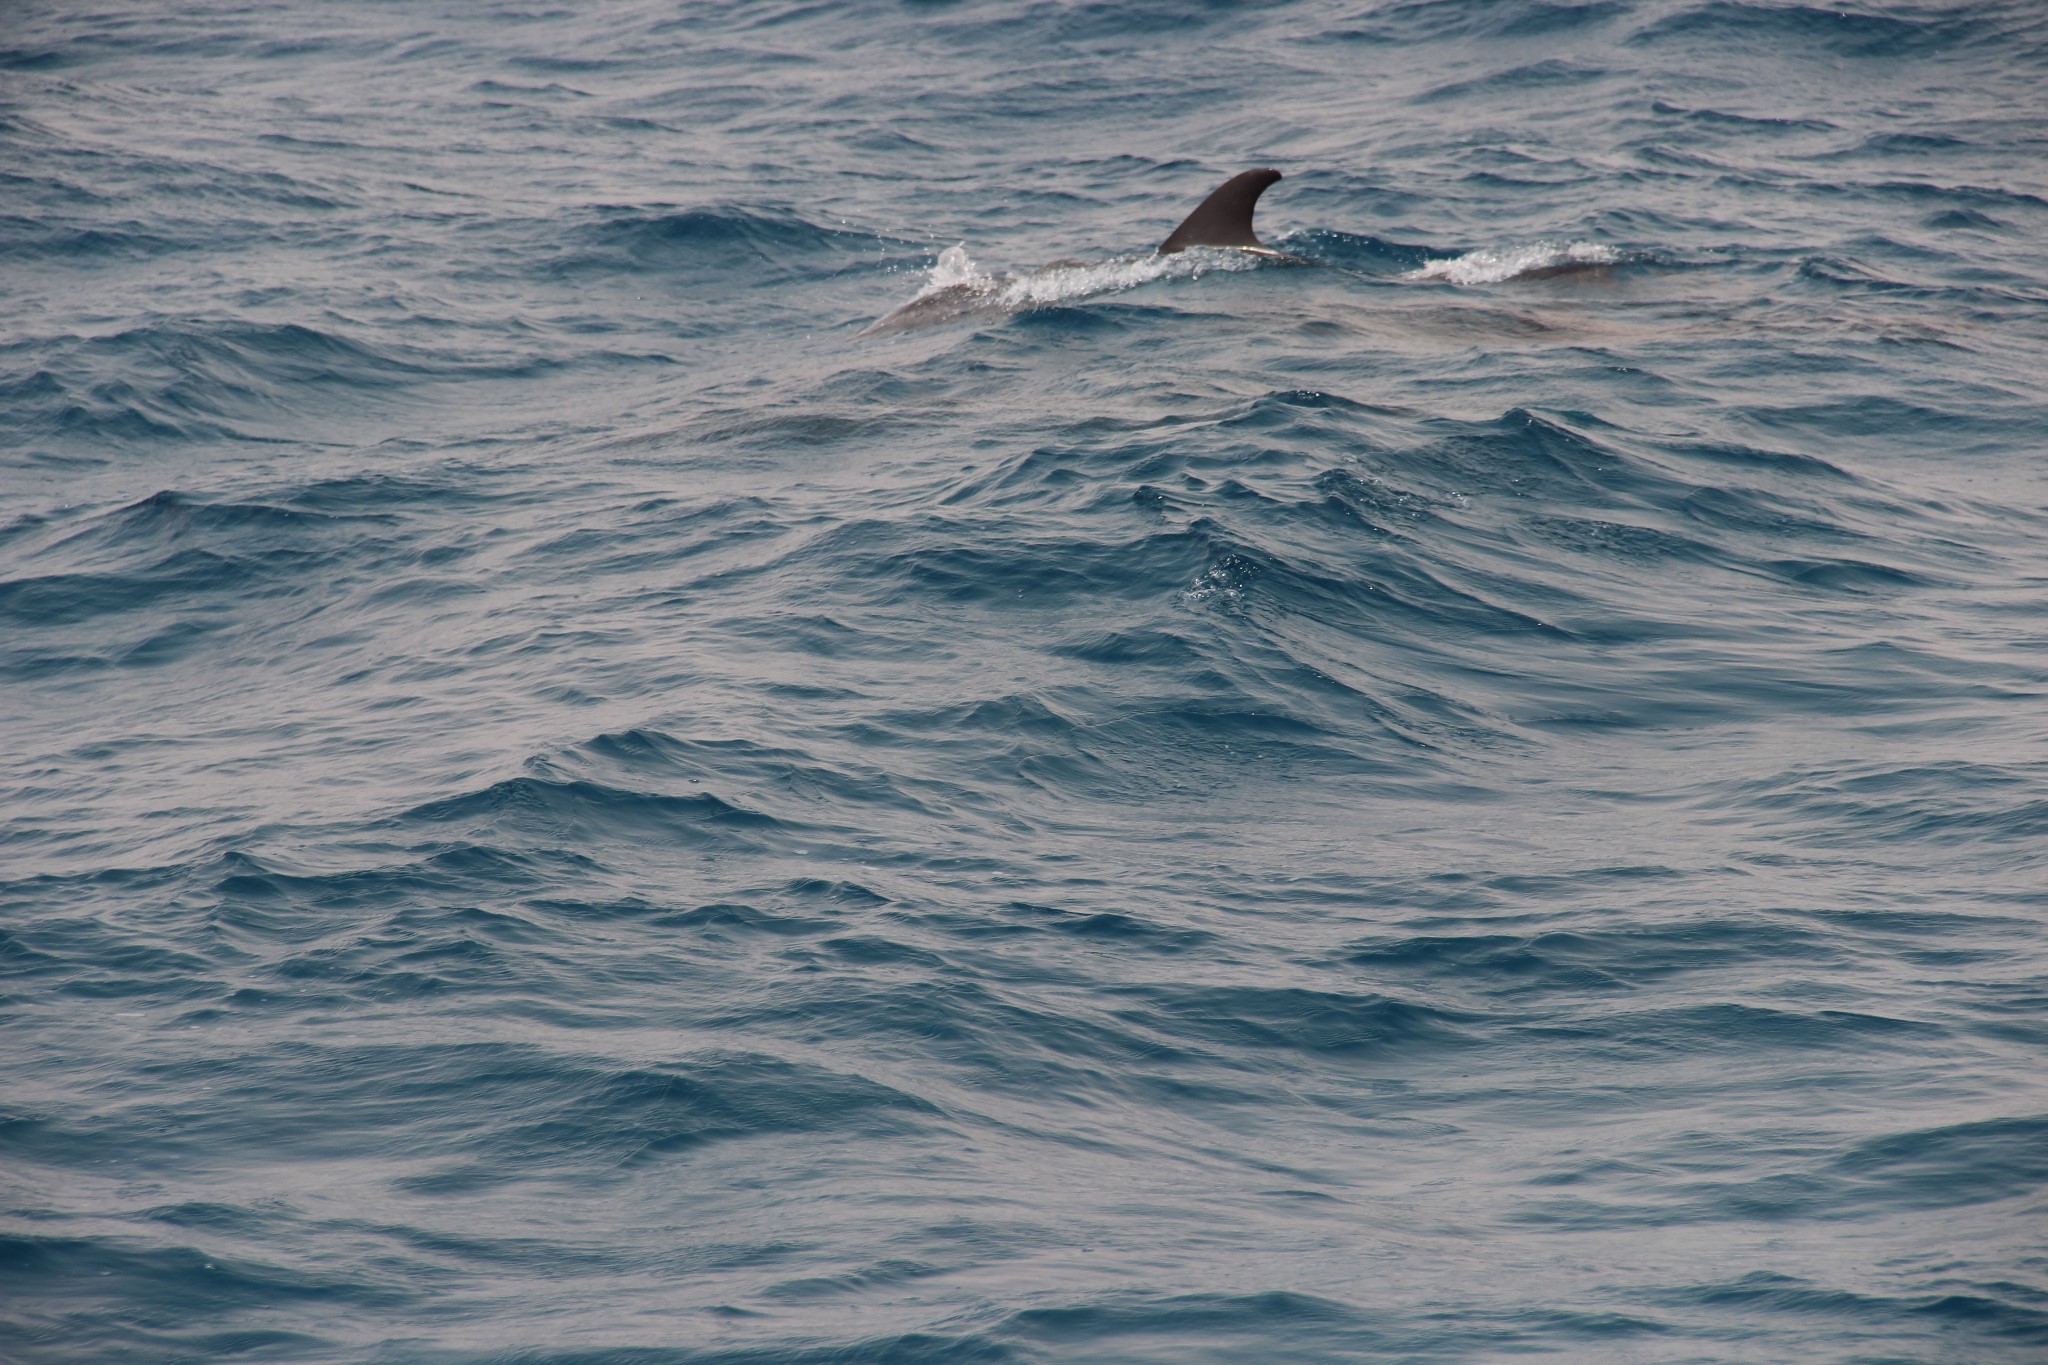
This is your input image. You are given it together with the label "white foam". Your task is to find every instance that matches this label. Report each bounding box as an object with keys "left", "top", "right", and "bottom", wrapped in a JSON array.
[
  {"left": 925, "top": 242, "right": 993, "bottom": 293},
  {"left": 871, "top": 243, "right": 1272, "bottom": 335},
  {"left": 997, "top": 247, "right": 1263, "bottom": 309},
  {"left": 1409, "top": 240, "right": 1621, "bottom": 286},
  {"left": 911, "top": 243, "right": 1266, "bottom": 307}
]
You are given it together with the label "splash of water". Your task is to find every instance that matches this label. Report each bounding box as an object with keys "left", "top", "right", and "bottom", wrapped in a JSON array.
[
  {"left": 1409, "top": 240, "right": 1621, "bottom": 285},
  {"left": 905, "top": 242, "right": 1268, "bottom": 312},
  {"left": 998, "top": 247, "right": 1264, "bottom": 309},
  {"left": 926, "top": 243, "right": 992, "bottom": 293}
]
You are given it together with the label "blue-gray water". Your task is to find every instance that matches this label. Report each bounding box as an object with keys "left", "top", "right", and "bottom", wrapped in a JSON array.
[{"left": 4, "top": 2, "right": 2047, "bottom": 1361}]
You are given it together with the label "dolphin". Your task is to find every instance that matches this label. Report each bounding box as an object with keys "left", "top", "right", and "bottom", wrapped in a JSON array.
[{"left": 860, "top": 168, "right": 1288, "bottom": 336}]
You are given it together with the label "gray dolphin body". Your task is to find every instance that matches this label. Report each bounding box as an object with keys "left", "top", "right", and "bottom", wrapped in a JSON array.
[{"left": 861, "top": 168, "right": 1287, "bottom": 337}]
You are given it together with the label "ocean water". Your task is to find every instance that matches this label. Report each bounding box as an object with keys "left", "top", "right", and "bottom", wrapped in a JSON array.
[{"left": 4, "top": 1, "right": 2047, "bottom": 1360}]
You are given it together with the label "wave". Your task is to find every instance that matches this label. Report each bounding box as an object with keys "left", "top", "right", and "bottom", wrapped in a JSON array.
[
  {"left": 1519, "top": 1112, "right": 2048, "bottom": 1230},
  {"left": 556, "top": 203, "right": 880, "bottom": 284},
  {"left": 1326, "top": 0, "right": 1628, "bottom": 46},
  {"left": 1626, "top": 1, "right": 1996, "bottom": 59},
  {"left": 0, "top": 320, "right": 427, "bottom": 451},
  {"left": 397, "top": 774, "right": 790, "bottom": 853}
]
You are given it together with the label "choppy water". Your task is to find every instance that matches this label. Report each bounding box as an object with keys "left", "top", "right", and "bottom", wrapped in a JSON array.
[{"left": 5, "top": 2, "right": 2047, "bottom": 1361}]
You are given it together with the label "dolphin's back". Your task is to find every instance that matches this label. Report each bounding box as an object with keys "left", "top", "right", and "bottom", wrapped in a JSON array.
[{"left": 1157, "top": 168, "right": 1283, "bottom": 254}]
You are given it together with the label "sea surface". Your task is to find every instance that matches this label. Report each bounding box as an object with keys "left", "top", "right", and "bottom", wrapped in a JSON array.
[{"left": 4, "top": 2, "right": 2047, "bottom": 1361}]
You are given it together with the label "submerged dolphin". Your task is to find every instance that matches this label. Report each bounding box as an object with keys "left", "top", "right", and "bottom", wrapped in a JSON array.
[{"left": 861, "top": 168, "right": 1288, "bottom": 336}]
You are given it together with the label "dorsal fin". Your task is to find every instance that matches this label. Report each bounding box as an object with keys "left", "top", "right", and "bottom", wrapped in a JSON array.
[{"left": 1157, "top": 168, "right": 1283, "bottom": 254}]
